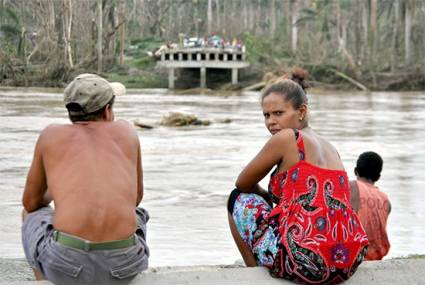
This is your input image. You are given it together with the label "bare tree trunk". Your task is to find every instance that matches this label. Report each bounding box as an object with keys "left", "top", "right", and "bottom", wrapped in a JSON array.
[
  {"left": 336, "top": 0, "right": 341, "bottom": 48},
  {"left": 291, "top": 0, "right": 299, "bottom": 53},
  {"left": 231, "top": 0, "right": 237, "bottom": 36},
  {"left": 0, "top": 0, "right": 5, "bottom": 25},
  {"left": 63, "top": 0, "right": 73, "bottom": 68},
  {"left": 54, "top": 1, "right": 65, "bottom": 67},
  {"left": 167, "top": 2, "right": 172, "bottom": 39},
  {"left": 222, "top": 0, "right": 227, "bottom": 36},
  {"left": 255, "top": 0, "right": 262, "bottom": 36},
  {"left": 97, "top": 0, "right": 102, "bottom": 73},
  {"left": 18, "top": 1, "right": 26, "bottom": 61},
  {"left": 176, "top": 3, "right": 183, "bottom": 37},
  {"left": 404, "top": 0, "right": 413, "bottom": 65},
  {"left": 282, "top": 0, "right": 291, "bottom": 47},
  {"left": 361, "top": 0, "right": 368, "bottom": 64},
  {"left": 336, "top": 1, "right": 355, "bottom": 71},
  {"left": 242, "top": 0, "right": 247, "bottom": 30},
  {"left": 194, "top": 1, "right": 199, "bottom": 37},
  {"left": 391, "top": 0, "right": 400, "bottom": 72},
  {"left": 158, "top": 0, "right": 163, "bottom": 38},
  {"left": 370, "top": 0, "right": 377, "bottom": 66},
  {"left": 215, "top": 0, "right": 220, "bottom": 33},
  {"left": 119, "top": 1, "right": 125, "bottom": 66},
  {"left": 207, "top": 0, "right": 212, "bottom": 35},
  {"left": 48, "top": 0, "right": 55, "bottom": 41},
  {"left": 269, "top": 0, "right": 276, "bottom": 38},
  {"left": 354, "top": 3, "right": 362, "bottom": 62},
  {"left": 248, "top": 1, "right": 254, "bottom": 31}
]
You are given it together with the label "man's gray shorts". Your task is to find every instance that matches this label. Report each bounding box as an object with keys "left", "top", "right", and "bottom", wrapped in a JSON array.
[{"left": 22, "top": 207, "right": 149, "bottom": 284}]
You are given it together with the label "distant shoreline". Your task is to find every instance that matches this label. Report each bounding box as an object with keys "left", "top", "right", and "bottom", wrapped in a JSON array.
[{"left": 0, "top": 86, "right": 423, "bottom": 95}]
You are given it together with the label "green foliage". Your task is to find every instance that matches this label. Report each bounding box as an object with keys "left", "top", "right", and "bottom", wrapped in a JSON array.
[
  {"left": 0, "top": 6, "right": 24, "bottom": 58},
  {"left": 106, "top": 73, "right": 167, "bottom": 89},
  {"left": 297, "top": 8, "right": 318, "bottom": 25},
  {"left": 129, "top": 37, "right": 163, "bottom": 50},
  {"left": 0, "top": 24, "right": 20, "bottom": 39},
  {"left": 124, "top": 56, "right": 156, "bottom": 70},
  {"left": 240, "top": 32, "right": 273, "bottom": 62},
  {"left": 0, "top": 7, "right": 19, "bottom": 26},
  {"left": 0, "top": 7, "right": 20, "bottom": 40}
]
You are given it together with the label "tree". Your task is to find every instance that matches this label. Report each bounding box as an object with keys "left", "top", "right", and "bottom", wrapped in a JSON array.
[
  {"left": 63, "top": 0, "right": 73, "bottom": 68},
  {"left": 97, "top": 0, "right": 102, "bottom": 72},
  {"left": 404, "top": 0, "right": 413, "bottom": 65},
  {"left": 207, "top": 0, "right": 212, "bottom": 34}
]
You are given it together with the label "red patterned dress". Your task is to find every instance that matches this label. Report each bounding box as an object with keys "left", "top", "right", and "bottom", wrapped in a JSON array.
[{"left": 267, "top": 130, "right": 368, "bottom": 284}]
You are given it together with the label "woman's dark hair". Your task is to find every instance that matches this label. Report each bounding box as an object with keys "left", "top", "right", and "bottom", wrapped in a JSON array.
[
  {"left": 261, "top": 67, "right": 309, "bottom": 109},
  {"left": 68, "top": 96, "right": 115, "bottom": 123},
  {"left": 355, "top": 151, "right": 383, "bottom": 182}
]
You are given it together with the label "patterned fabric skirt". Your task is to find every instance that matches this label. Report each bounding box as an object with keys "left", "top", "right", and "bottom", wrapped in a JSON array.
[
  {"left": 229, "top": 189, "right": 367, "bottom": 284},
  {"left": 230, "top": 191, "right": 280, "bottom": 267}
]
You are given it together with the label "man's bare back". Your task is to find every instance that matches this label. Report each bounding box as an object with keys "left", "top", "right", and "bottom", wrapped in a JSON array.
[
  {"left": 22, "top": 74, "right": 149, "bottom": 283},
  {"left": 23, "top": 120, "right": 142, "bottom": 241}
]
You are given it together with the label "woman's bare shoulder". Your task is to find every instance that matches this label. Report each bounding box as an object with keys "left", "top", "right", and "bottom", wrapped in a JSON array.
[{"left": 271, "top": 129, "right": 296, "bottom": 144}]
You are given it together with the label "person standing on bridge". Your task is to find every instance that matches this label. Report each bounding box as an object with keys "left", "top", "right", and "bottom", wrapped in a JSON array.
[
  {"left": 21, "top": 74, "right": 149, "bottom": 284},
  {"left": 227, "top": 68, "right": 368, "bottom": 284}
]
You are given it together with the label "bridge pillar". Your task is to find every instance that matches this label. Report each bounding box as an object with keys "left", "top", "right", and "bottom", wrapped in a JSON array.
[
  {"left": 200, "top": 67, "right": 206, "bottom": 88},
  {"left": 168, "top": 68, "right": 175, "bottom": 89},
  {"left": 232, "top": 68, "right": 238, "bottom": 84}
]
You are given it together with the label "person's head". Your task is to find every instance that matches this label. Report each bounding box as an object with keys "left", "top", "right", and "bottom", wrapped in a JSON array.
[
  {"left": 260, "top": 67, "right": 309, "bottom": 135},
  {"left": 64, "top": 74, "right": 126, "bottom": 123},
  {"left": 355, "top": 151, "right": 383, "bottom": 183}
]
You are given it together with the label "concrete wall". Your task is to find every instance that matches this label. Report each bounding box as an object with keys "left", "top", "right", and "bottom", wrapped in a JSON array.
[{"left": 1, "top": 258, "right": 424, "bottom": 285}]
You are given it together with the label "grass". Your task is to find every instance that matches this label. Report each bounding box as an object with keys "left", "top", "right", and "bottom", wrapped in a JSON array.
[{"left": 105, "top": 73, "right": 167, "bottom": 89}]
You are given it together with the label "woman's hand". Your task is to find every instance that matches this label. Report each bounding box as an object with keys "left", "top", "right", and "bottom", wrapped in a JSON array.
[{"left": 253, "top": 184, "right": 273, "bottom": 207}]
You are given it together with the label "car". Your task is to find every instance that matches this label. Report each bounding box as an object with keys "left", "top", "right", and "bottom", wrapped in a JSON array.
[{"left": 183, "top": 37, "right": 203, "bottom": 48}]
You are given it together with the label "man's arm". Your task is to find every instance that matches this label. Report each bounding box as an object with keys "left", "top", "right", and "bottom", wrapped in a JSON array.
[
  {"left": 136, "top": 136, "right": 144, "bottom": 206},
  {"left": 22, "top": 132, "right": 52, "bottom": 212},
  {"left": 349, "top": 180, "right": 359, "bottom": 213},
  {"left": 387, "top": 200, "right": 392, "bottom": 214}
]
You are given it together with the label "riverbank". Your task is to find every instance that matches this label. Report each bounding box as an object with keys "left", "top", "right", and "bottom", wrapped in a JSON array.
[
  {"left": 1, "top": 57, "right": 424, "bottom": 92},
  {"left": 1, "top": 258, "right": 424, "bottom": 284}
]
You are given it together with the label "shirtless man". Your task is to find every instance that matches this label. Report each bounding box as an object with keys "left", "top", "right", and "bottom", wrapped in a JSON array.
[{"left": 22, "top": 74, "right": 149, "bottom": 284}]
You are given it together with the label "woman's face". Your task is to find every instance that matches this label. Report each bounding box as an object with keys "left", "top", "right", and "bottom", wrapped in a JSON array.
[{"left": 261, "top": 92, "right": 301, "bottom": 135}]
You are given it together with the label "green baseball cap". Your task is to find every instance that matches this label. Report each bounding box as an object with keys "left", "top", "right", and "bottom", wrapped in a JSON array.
[{"left": 64, "top": 73, "right": 126, "bottom": 116}]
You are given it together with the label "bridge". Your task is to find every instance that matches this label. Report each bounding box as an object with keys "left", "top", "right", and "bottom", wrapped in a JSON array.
[{"left": 156, "top": 48, "right": 250, "bottom": 89}]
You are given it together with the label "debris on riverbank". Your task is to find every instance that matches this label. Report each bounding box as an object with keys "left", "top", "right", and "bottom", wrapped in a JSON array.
[
  {"left": 160, "top": 112, "right": 211, "bottom": 127},
  {"left": 133, "top": 115, "right": 231, "bottom": 130},
  {"left": 134, "top": 120, "right": 155, "bottom": 129}
]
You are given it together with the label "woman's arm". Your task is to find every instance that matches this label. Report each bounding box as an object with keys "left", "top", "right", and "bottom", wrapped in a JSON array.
[{"left": 236, "top": 130, "right": 291, "bottom": 193}]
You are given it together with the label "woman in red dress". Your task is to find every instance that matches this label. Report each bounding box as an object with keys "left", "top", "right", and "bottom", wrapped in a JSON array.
[{"left": 227, "top": 68, "right": 368, "bottom": 284}]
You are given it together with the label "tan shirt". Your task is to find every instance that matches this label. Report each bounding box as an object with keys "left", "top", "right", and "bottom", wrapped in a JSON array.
[{"left": 356, "top": 180, "right": 390, "bottom": 260}]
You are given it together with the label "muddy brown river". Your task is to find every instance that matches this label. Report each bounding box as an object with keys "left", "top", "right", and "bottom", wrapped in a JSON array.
[{"left": 0, "top": 88, "right": 424, "bottom": 266}]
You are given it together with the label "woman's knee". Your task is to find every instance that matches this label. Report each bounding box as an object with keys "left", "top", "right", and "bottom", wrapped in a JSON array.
[{"left": 227, "top": 188, "right": 241, "bottom": 215}]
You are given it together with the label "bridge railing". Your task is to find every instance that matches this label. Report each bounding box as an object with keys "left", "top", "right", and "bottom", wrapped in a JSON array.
[{"left": 160, "top": 48, "right": 247, "bottom": 62}]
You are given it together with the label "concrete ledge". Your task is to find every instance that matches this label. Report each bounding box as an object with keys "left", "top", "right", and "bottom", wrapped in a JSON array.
[{"left": 1, "top": 258, "right": 424, "bottom": 284}]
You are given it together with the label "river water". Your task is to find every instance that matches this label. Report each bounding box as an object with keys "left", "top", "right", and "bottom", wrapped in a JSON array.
[{"left": 0, "top": 88, "right": 424, "bottom": 266}]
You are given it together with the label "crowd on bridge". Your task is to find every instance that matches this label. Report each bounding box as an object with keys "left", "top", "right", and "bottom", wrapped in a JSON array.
[{"left": 149, "top": 34, "right": 245, "bottom": 59}]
